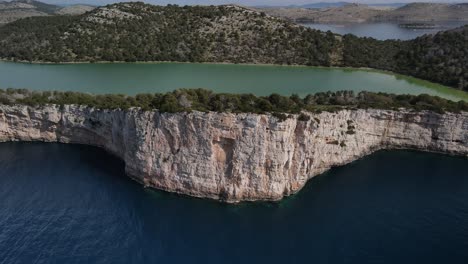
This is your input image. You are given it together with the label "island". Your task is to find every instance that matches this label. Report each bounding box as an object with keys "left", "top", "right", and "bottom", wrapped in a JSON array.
[{"left": 398, "top": 23, "right": 438, "bottom": 29}]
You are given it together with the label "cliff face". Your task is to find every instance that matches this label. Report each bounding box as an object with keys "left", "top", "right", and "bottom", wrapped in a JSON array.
[{"left": 0, "top": 104, "right": 467, "bottom": 202}]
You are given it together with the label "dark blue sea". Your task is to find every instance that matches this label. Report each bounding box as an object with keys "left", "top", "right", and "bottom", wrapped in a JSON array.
[{"left": 1, "top": 142, "right": 467, "bottom": 264}]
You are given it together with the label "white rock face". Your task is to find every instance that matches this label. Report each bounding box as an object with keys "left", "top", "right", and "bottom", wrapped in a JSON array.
[{"left": 0, "top": 104, "right": 466, "bottom": 202}]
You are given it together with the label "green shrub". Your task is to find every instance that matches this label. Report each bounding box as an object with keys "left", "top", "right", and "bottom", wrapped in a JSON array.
[
  {"left": 0, "top": 88, "right": 466, "bottom": 115},
  {"left": 272, "top": 112, "right": 288, "bottom": 122},
  {"left": 298, "top": 113, "right": 310, "bottom": 122}
]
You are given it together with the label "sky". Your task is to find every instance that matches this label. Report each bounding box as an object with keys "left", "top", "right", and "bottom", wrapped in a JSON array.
[{"left": 39, "top": 0, "right": 462, "bottom": 6}]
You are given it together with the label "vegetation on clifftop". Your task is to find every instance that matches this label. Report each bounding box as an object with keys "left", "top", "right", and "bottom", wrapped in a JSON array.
[{"left": 1, "top": 89, "right": 467, "bottom": 116}]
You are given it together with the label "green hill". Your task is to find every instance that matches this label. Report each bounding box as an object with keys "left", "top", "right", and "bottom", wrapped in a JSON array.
[{"left": 0, "top": 3, "right": 337, "bottom": 65}]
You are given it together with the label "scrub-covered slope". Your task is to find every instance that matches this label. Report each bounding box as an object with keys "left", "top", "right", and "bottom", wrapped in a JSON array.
[{"left": 0, "top": 2, "right": 336, "bottom": 65}]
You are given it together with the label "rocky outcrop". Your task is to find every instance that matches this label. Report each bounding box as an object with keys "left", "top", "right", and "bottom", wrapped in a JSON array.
[{"left": 0, "top": 104, "right": 466, "bottom": 202}]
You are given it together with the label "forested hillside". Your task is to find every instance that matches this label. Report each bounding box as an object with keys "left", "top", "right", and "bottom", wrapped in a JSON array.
[
  {"left": 397, "top": 27, "right": 467, "bottom": 91},
  {"left": 0, "top": 2, "right": 337, "bottom": 65},
  {"left": 0, "top": 2, "right": 466, "bottom": 91},
  {"left": 343, "top": 26, "right": 468, "bottom": 91}
]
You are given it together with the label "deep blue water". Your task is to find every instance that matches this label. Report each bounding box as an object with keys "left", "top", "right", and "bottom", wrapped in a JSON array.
[{"left": 1, "top": 142, "right": 468, "bottom": 264}]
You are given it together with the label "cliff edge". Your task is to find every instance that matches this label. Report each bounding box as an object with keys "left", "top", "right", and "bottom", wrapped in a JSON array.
[{"left": 0, "top": 104, "right": 466, "bottom": 202}]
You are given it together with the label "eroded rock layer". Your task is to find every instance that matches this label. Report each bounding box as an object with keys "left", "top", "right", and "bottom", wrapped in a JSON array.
[{"left": 0, "top": 104, "right": 466, "bottom": 202}]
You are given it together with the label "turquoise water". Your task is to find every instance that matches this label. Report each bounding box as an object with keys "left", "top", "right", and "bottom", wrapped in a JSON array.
[
  {"left": 1, "top": 143, "right": 467, "bottom": 263},
  {"left": 0, "top": 61, "right": 466, "bottom": 101}
]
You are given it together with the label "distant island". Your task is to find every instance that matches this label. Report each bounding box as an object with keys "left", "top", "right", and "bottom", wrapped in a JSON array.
[
  {"left": 2, "top": 1, "right": 467, "bottom": 25},
  {"left": 398, "top": 23, "right": 438, "bottom": 29},
  {"left": 257, "top": 3, "right": 468, "bottom": 23}
]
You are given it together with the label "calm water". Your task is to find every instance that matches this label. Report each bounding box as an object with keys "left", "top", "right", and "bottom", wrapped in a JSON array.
[
  {"left": 1, "top": 61, "right": 467, "bottom": 101},
  {"left": 303, "top": 22, "right": 467, "bottom": 40},
  {"left": 1, "top": 143, "right": 467, "bottom": 263}
]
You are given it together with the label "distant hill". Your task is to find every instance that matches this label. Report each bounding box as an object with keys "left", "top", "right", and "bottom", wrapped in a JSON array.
[
  {"left": 297, "top": 2, "right": 349, "bottom": 9},
  {"left": 257, "top": 3, "right": 385, "bottom": 23},
  {"left": 55, "top": 4, "right": 95, "bottom": 15},
  {"left": 0, "top": 2, "right": 466, "bottom": 91},
  {"left": 255, "top": 2, "right": 406, "bottom": 9},
  {"left": 3, "top": 1, "right": 466, "bottom": 26},
  {"left": 8, "top": 0, "right": 58, "bottom": 13},
  {"left": 259, "top": 2, "right": 468, "bottom": 23},
  {"left": 367, "top": 3, "right": 407, "bottom": 8},
  {"left": 0, "top": 0, "right": 94, "bottom": 25},
  {"left": 253, "top": 2, "right": 342, "bottom": 9},
  {"left": 0, "top": 0, "right": 54, "bottom": 25},
  {"left": 375, "top": 3, "right": 468, "bottom": 22}
]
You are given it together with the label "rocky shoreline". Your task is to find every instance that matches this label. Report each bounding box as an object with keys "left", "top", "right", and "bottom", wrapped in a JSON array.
[{"left": 0, "top": 104, "right": 466, "bottom": 202}]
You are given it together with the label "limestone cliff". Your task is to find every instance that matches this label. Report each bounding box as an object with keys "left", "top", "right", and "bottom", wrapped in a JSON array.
[{"left": 0, "top": 104, "right": 466, "bottom": 202}]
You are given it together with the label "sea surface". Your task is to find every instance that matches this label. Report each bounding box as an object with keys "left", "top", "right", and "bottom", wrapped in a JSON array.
[
  {"left": 0, "top": 143, "right": 467, "bottom": 264},
  {"left": 0, "top": 61, "right": 467, "bottom": 101},
  {"left": 302, "top": 21, "right": 467, "bottom": 40}
]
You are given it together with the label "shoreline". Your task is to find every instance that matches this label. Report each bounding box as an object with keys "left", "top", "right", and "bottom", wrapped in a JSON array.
[{"left": 0, "top": 58, "right": 342, "bottom": 67}]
